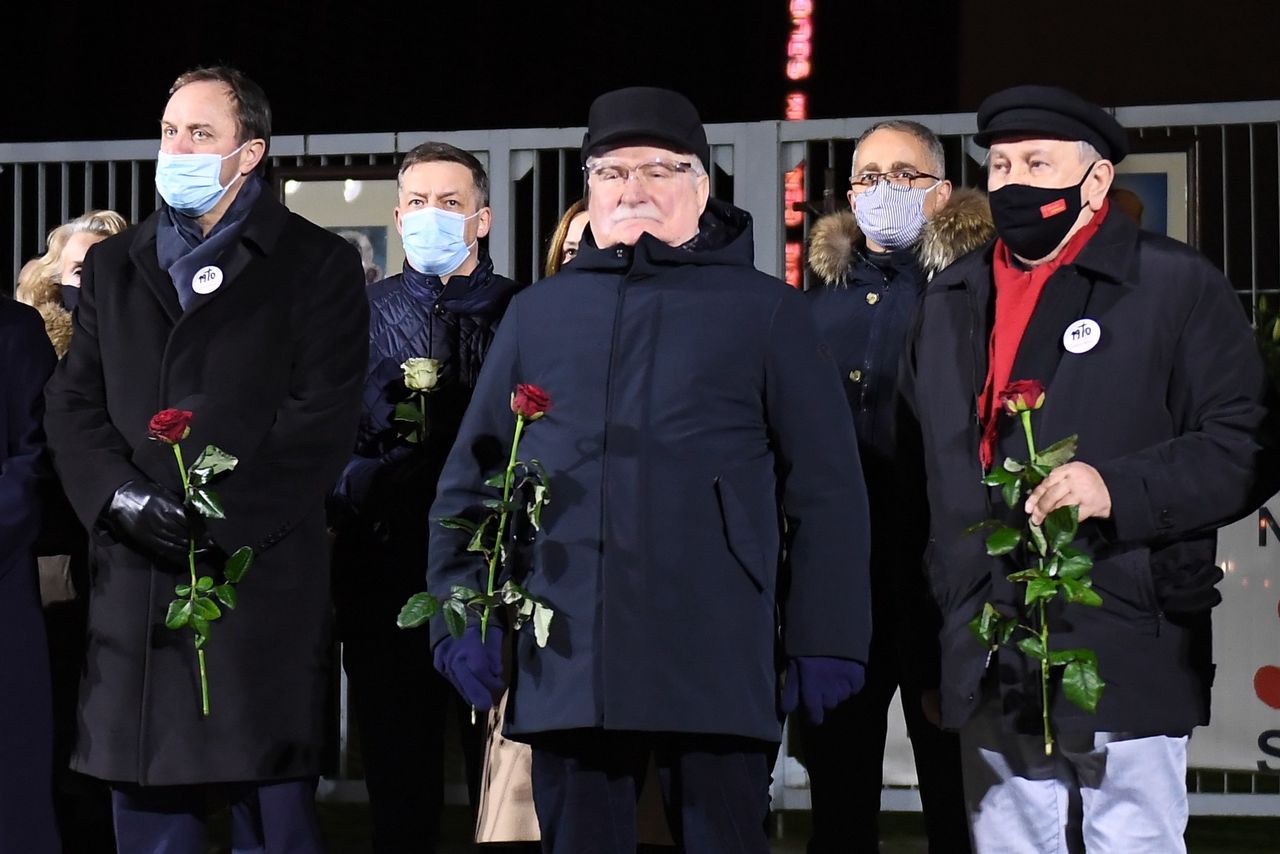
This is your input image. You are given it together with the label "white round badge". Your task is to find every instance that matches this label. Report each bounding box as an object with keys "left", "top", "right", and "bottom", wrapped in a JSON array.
[
  {"left": 191, "top": 265, "right": 223, "bottom": 295},
  {"left": 1062, "top": 318, "right": 1101, "bottom": 354}
]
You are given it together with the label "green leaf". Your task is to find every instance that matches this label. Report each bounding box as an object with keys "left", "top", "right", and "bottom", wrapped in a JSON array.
[
  {"left": 223, "top": 546, "right": 253, "bottom": 583},
  {"left": 165, "top": 599, "right": 192, "bottom": 629},
  {"left": 1056, "top": 548, "right": 1093, "bottom": 580},
  {"left": 1027, "top": 521, "right": 1047, "bottom": 557},
  {"left": 467, "top": 517, "right": 495, "bottom": 554},
  {"left": 985, "top": 526, "right": 1022, "bottom": 556},
  {"left": 1026, "top": 463, "right": 1053, "bottom": 486},
  {"left": 192, "top": 597, "right": 222, "bottom": 621},
  {"left": 1025, "top": 577, "right": 1059, "bottom": 605},
  {"left": 1061, "top": 657, "right": 1106, "bottom": 713},
  {"left": 175, "top": 583, "right": 192, "bottom": 597},
  {"left": 191, "top": 614, "right": 210, "bottom": 638},
  {"left": 982, "top": 467, "right": 1015, "bottom": 487},
  {"left": 442, "top": 598, "right": 467, "bottom": 639},
  {"left": 527, "top": 483, "right": 549, "bottom": 531},
  {"left": 1061, "top": 579, "right": 1103, "bottom": 607},
  {"left": 1002, "top": 457, "right": 1026, "bottom": 473},
  {"left": 484, "top": 472, "right": 508, "bottom": 488},
  {"left": 1036, "top": 434, "right": 1079, "bottom": 469},
  {"left": 189, "top": 486, "right": 226, "bottom": 520},
  {"left": 532, "top": 602, "right": 554, "bottom": 648},
  {"left": 213, "top": 584, "right": 237, "bottom": 609},
  {"left": 1006, "top": 568, "right": 1043, "bottom": 583},
  {"left": 451, "top": 585, "right": 483, "bottom": 601},
  {"left": 1001, "top": 478, "right": 1022, "bottom": 509},
  {"left": 969, "top": 602, "right": 1001, "bottom": 645},
  {"left": 397, "top": 592, "right": 440, "bottom": 628},
  {"left": 393, "top": 401, "right": 426, "bottom": 426},
  {"left": 500, "top": 579, "right": 529, "bottom": 605},
  {"left": 189, "top": 445, "right": 238, "bottom": 485},
  {"left": 996, "top": 618, "right": 1018, "bottom": 645},
  {"left": 1016, "top": 635, "right": 1046, "bottom": 661},
  {"left": 437, "top": 516, "right": 478, "bottom": 534},
  {"left": 195, "top": 575, "right": 214, "bottom": 592},
  {"left": 1043, "top": 504, "right": 1079, "bottom": 553},
  {"left": 195, "top": 632, "right": 209, "bottom": 650},
  {"left": 1048, "top": 647, "right": 1095, "bottom": 667},
  {"left": 961, "top": 518, "right": 1002, "bottom": 537}
]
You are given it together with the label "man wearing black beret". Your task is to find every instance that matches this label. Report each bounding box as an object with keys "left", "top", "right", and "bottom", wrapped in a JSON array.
[
  {"left": 903, "top": 84, "right": 1279, "bottom": 850},
  {"left": 427, "top": 86, "right": 873, "bottom": 851}
]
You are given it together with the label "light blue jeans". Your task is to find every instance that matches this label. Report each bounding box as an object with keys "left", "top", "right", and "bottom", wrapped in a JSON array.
[{"left": 959, "top": 697, "right": 1189, "bottom": 853}]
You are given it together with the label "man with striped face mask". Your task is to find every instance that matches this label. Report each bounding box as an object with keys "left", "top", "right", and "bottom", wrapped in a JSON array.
[{"left": 804, "top": 120, "right": 994, "bottom": 854}]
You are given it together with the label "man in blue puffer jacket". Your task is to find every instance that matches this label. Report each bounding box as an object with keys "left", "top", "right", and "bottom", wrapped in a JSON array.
[{"left": 329, "top": 142, "right": 520, "bottom": 854}]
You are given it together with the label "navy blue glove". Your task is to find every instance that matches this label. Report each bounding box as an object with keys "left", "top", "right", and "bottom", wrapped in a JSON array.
[
  {"left": 433, "top": 626, "right": 505, "bottom": 710},
  {"left": 781, "top": 657, "right": 866, "bottom": 725}
]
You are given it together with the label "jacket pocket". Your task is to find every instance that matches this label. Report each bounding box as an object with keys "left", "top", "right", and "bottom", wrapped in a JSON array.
[
  {"left": 1092, "top": 545, "right": 1161, "bottom": 633},
  {"left": 713, "top": 466, "right": 775, "bottom": 592}
]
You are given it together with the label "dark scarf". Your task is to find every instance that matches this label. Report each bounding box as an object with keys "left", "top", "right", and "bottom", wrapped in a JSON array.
[{"left": 156, "top": 174, "right": 264, "bottom": 310}]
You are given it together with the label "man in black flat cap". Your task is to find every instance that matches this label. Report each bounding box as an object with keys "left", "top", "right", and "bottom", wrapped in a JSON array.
[
  {"left": 426, "top": 86, "right": 872, "bottom": 852},
  {"left": 903, "top": 83, "right": 1279, "bottom": 851}
]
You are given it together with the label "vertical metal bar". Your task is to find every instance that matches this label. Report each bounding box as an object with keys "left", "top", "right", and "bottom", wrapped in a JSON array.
[
  {"left": 1221, "top": 126, "right": 1230, "bottom": 281},
  {"left": 531, "top": 151, "right": 542, "bottom": 280},
  {"left": 338, "top": 644, "right": 350, "bottom": 779},
  {"left": 85, "top": 161, "right": 94, "bottom": 213},
  {"left": 961, "top": 135, "right": 971, "bottom": 188},
  {"left": 488, "top": 142, "right": 512, "bottom": 279},
  {"left": 36, "top": 163, "right": 47, "bottom": 250},
  {"left": 1250, "top": 125, "right": 1258, "bottom": 322},
  {"left": 131, "top": 161, "right": 141, "bottom": 223},
  {"left": 556, "top": 148, "right": 566, "bottom": 214},
  {"left": 108, "top": 161, "right": 118, "bottom": 214},
  {"left": 60, "top": 162, "right": 70, "bottom": 223},
  {"left": 12, "top": 164, "right": 22, "bottom": 292}
]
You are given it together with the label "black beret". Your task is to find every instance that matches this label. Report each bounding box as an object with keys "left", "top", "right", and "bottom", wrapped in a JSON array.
[
  {"left": 974, "top": 84, "right": 1128, "bottom": 164},
  {"left": 581, "top": 87, "right": 710, "bottom": 169}
]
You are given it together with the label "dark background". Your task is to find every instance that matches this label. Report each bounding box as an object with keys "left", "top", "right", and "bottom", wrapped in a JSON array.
[{"left": 4, "top": 0, "right": 1277, "bottom": 144}]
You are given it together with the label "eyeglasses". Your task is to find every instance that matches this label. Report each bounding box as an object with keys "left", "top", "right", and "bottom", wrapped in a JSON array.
[
  {"left": 848, "top": 169, "right": 939, "bottom": 194},
  {"left": 585, "top": 157, "right": 695, "bottom": 186}
]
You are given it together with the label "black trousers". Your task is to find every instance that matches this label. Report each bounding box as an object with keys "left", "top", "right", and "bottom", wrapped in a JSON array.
[
  {"left": 529, "top": 730, "right": 772, "bottom": 854},
  {"left": 110, "top": 779, "right": 320, "bottom": 854},
  {"left": 342, "top": 621, "right": 485, "bottom": 853},
  {"left": 797, "top": 604, "right": 970, "bottom": 854}
]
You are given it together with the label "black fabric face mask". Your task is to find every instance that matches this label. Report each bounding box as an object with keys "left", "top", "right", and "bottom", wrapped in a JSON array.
[
  {"left": 988, "top": 162, "right": 1096, "bottom": 261},
  {"left": 60, "top": 284, "right": 81, "bottom": 312}
]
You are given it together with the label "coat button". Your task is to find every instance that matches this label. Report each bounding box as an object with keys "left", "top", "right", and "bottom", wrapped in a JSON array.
[
  {"left": 866, "top": 292, "right": 880, "bottom": 305},
  {"left": 849, "top": 369, "right": 863, "bottom": 382}
]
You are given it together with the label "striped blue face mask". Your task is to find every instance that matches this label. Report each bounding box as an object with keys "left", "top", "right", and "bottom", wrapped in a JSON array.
[{"left": 852, "top": 178, "right": 940, "bottom": 251}]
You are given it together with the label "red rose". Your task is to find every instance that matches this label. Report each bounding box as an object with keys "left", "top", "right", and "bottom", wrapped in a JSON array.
[
  {"left": 510, "top": 384, "right": 551, "bottom": 421},
  {"left": 998, "top": 380, "right": 1046, "bottom": 415},
  {"left": 148, "top": 409, "right": 194, "bottom": 445}
]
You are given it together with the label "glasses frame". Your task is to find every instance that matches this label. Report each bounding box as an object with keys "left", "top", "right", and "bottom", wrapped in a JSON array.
[
  {"left": 848, "top": 169, "right": 940, "bottom": 194},
  {"left": 583, "top": 157, "right": 697, "bottom": 187}
]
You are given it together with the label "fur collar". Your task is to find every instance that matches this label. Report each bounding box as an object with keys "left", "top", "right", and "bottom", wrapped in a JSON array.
[
  {"left": 16, "top": 275, "right": 73, "bottom": 358},
  {"left": 807, "top": 187, "right": 994, "bottom": 286}
]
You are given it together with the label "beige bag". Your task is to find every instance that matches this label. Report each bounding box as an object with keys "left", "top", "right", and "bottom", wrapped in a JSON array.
[
  {"left": 474, "top": 691, "right": 674, "bottom": 846},
  {"left": 37, "top": 554, "right": 78, "bottom": 607}
]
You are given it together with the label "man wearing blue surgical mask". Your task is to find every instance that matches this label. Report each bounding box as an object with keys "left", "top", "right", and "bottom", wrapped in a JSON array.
[
  {"left": 44, "top": 66, "right": 369, "bottom": 854},
  {"left": 328, "top": 142, "right": 520, "bottom": 853},
  {"left": 802, "top": 120, "right": 993, "bottom": 854}
]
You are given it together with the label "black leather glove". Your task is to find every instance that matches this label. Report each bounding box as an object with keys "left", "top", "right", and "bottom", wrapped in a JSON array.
[{"left": 101, "top": 479, "right": 198, "bottom": 564}]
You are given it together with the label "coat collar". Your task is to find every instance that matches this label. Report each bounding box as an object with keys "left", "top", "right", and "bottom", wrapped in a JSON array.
[
  {"left": 128, "top": 188, "right": 290, "bottom": 323},
  {"left": 807, "top": 188, "right": 995, "bottom": 285}
]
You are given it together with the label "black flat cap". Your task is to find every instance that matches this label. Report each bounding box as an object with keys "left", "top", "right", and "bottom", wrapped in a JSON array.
[
  {"left": 974, "top": 84, "right": 1128, "bottom": 163},
  {"left": 581, "top": 86, "right": 710, "bottom": 168}
]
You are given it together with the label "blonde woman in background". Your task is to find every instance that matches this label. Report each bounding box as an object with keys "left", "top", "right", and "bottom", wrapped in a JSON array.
[
  {"left": 542, "top": 198, "right": 588, "bottom": 278},
  {"left": 17, "top": 210, "right": 127, "bottom": 358}
]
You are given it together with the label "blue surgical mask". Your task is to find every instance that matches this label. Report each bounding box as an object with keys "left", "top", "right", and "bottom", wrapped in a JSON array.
[
  {"left": 400, "top": 207, "right": 479, "bottom": 277},
  {"left": 852, "top": 179, "right": 940, "bottom": 251},
  {"left": 155, "top": 142, "right": 247, "bottom": 217}
]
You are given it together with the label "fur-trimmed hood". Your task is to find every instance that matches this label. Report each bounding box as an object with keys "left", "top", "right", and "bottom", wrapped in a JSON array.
[
  {"left": 15, "top": 275, "right": 72, "bottom": 358},
  {"left": 807, "top": 187, "right": 994, "bottom": 286}
]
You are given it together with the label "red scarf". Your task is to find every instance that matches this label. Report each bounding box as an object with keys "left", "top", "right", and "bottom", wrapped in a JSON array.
[{"left": 978, "top": 200, "right": 1110, "bottom": 470}]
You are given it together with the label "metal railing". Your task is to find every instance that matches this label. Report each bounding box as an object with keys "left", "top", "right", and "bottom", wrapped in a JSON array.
[{"left": 5, "top": 99, "right": 1279, "bottom": 816}]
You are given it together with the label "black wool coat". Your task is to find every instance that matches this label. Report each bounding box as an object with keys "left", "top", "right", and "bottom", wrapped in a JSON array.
[
  {"left": 428, "top": 200, "right": 872, "bottom": 743},
  {"left": 0, "top": 298, "right": 59, "bottom": 852},
  {"left": 43, "top": 191, "right": 368, "bottom": 785},
  {"left": 904, "top": 209, "right": 1280, "bottom": 736}
]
